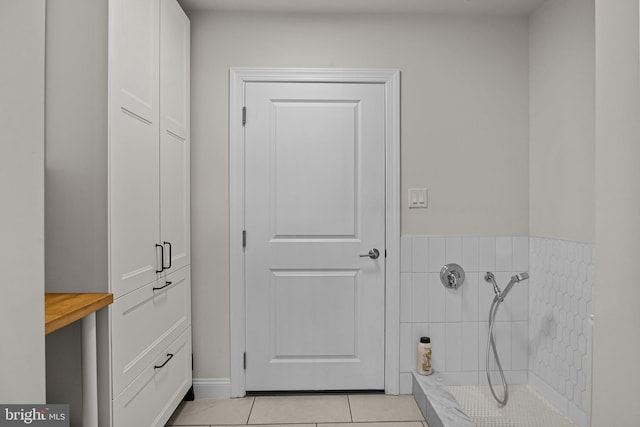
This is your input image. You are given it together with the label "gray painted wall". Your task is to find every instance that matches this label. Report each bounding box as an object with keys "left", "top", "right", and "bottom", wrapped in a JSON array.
[
  {"left": 44, "top": 1, "right": 109, "bottom": 423},
  {"left": 0, "top": 0, "right": 47, "bottom": 404},
  {"left": 529, "top": 0, "right": 595, "bottom": 243},
  {"left": 189, "top": 11, "right": 530, "bottom": 379},
  {"left": 593, "top": 0, "right": 640, "bottom": 425}
]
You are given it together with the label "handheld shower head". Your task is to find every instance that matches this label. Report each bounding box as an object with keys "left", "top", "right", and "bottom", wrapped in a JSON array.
[
  {"left": 500, "top": 272, "right": 529, "bottom": 301},
  {"left": 484, "top": 271, "right": 529, "bottom": 406}
]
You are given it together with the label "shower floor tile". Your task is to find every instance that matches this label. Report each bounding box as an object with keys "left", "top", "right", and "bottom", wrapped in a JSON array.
[{"left": 448, "top": 385, "right": 578, "bottom": 427}]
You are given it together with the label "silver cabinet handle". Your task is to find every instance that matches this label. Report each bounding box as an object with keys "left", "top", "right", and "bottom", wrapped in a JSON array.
[{"left": 360, "top": 249, "right": 380, "bottom": 259}]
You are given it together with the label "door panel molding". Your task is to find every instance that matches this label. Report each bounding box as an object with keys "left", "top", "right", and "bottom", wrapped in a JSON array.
[{"left": 229, "top": 68, "right": 400, "bottom": 397}]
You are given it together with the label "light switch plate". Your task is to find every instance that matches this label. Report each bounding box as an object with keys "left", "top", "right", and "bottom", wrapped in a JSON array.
[{"left": 408, "top": 188, "right": 428, "bottom": 208}]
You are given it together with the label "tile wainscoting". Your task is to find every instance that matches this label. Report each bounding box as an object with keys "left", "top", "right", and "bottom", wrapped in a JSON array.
[
  {"left": 399, "top": 235, "right": 593, "bottom": 427},
  {"left": 399, "top": 235, "right": 530, "bottom": 393}
]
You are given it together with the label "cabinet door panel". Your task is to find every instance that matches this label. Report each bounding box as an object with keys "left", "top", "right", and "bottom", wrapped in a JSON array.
[
  {"left": 110, "top": 0, "right": 159, "bottom": 120},
  {"left": 160, "top": 0, "right": 190, "bottom": 272},
  {"left": 109, "top": 0, "right": 161, "bottom": 296}
]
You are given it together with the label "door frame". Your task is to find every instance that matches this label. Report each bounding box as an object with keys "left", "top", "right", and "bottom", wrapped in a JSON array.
[{"left": 229, "top": 68, "right": 400, "bottom": 397}]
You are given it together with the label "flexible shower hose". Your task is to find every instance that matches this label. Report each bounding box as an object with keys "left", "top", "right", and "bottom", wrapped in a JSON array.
[{"left": 486, "top": 295, "right": 509, "bottom": 406}]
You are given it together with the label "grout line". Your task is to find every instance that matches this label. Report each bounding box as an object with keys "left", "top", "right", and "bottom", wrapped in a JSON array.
[
  {"left": 246, "top": 396, "right": 257, "bottom": 425},
  {"left": 347, "top": 395, "right": 353, "bottom": 422}
]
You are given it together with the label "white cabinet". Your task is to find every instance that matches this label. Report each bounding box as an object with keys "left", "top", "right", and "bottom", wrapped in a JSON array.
[
  {"left": 109, "top": 1, "right": 191, "bottom": 425},
  {"left": 44, "top": 0, "right": 191, "bottom": 425},
  {"left": 110, "top": 0, "right": 190, "bottom": 298}
]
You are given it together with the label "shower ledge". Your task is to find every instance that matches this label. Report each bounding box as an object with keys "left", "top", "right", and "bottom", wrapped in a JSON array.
[{"left": 412, "top": 371, "right": 475, "bottom": 427}]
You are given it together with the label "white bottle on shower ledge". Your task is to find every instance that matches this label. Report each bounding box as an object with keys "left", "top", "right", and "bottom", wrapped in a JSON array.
[{"left": 417, "top": 336, "right": 432, "bottom": 375}]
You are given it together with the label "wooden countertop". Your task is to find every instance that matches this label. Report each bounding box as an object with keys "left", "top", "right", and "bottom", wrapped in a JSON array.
[{"left": 45, "top": 293, "right": 113, "bottom": 335}]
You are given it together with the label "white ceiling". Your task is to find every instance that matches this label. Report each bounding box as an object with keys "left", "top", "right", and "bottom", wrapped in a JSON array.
[{"left": 179, "top": 0, "right": 546, "bottom": 16}]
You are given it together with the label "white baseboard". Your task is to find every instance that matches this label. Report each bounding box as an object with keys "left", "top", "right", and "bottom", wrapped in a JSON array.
[{"left": 193, "top": 378, "right": 231, "bottom": 399}]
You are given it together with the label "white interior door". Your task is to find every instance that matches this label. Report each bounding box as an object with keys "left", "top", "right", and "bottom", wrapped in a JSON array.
[{"left": 244, "top": 81, "right": 386, "bottom": 391}]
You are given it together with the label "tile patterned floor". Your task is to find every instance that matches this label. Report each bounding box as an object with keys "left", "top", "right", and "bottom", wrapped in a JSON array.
[
  {"left": 448, "top": 385, "right": 578, "bottom": 427},
  {"left": 166, "top": 394, "right": 427, "bottom": 427}
]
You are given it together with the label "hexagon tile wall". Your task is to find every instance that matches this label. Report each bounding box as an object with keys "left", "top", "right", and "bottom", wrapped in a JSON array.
[{"left": 529, "top": 237, "right": 594, "bottom": 427}]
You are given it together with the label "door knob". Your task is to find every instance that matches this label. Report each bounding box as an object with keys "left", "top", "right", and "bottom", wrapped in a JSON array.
[{"left": 360, "top": 248, "right": 380, "bottom": 260}]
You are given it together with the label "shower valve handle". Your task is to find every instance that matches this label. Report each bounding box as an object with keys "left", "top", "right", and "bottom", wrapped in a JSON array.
[
  {"left": 440, "top": 263, "right": 465, "bottom": 289},
  {"left": 447, "top": 270, "right": 460, "bottom": 286}
]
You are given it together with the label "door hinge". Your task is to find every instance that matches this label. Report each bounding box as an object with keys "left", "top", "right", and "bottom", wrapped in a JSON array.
[
  {"left": 242, "top": 106, "right": 246, "bottom": 126},
  {"left": 191, "top": 354, "right": 194, "bottom": 371},
  {"left": 242, "top": 230, "right": 247, "bottom": 248},
  {"left": 385, "top": 249, "right": 388, "bottom": 258},
  {"left": 243, "top": 352, "right": 247, "bottom": 370}
]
